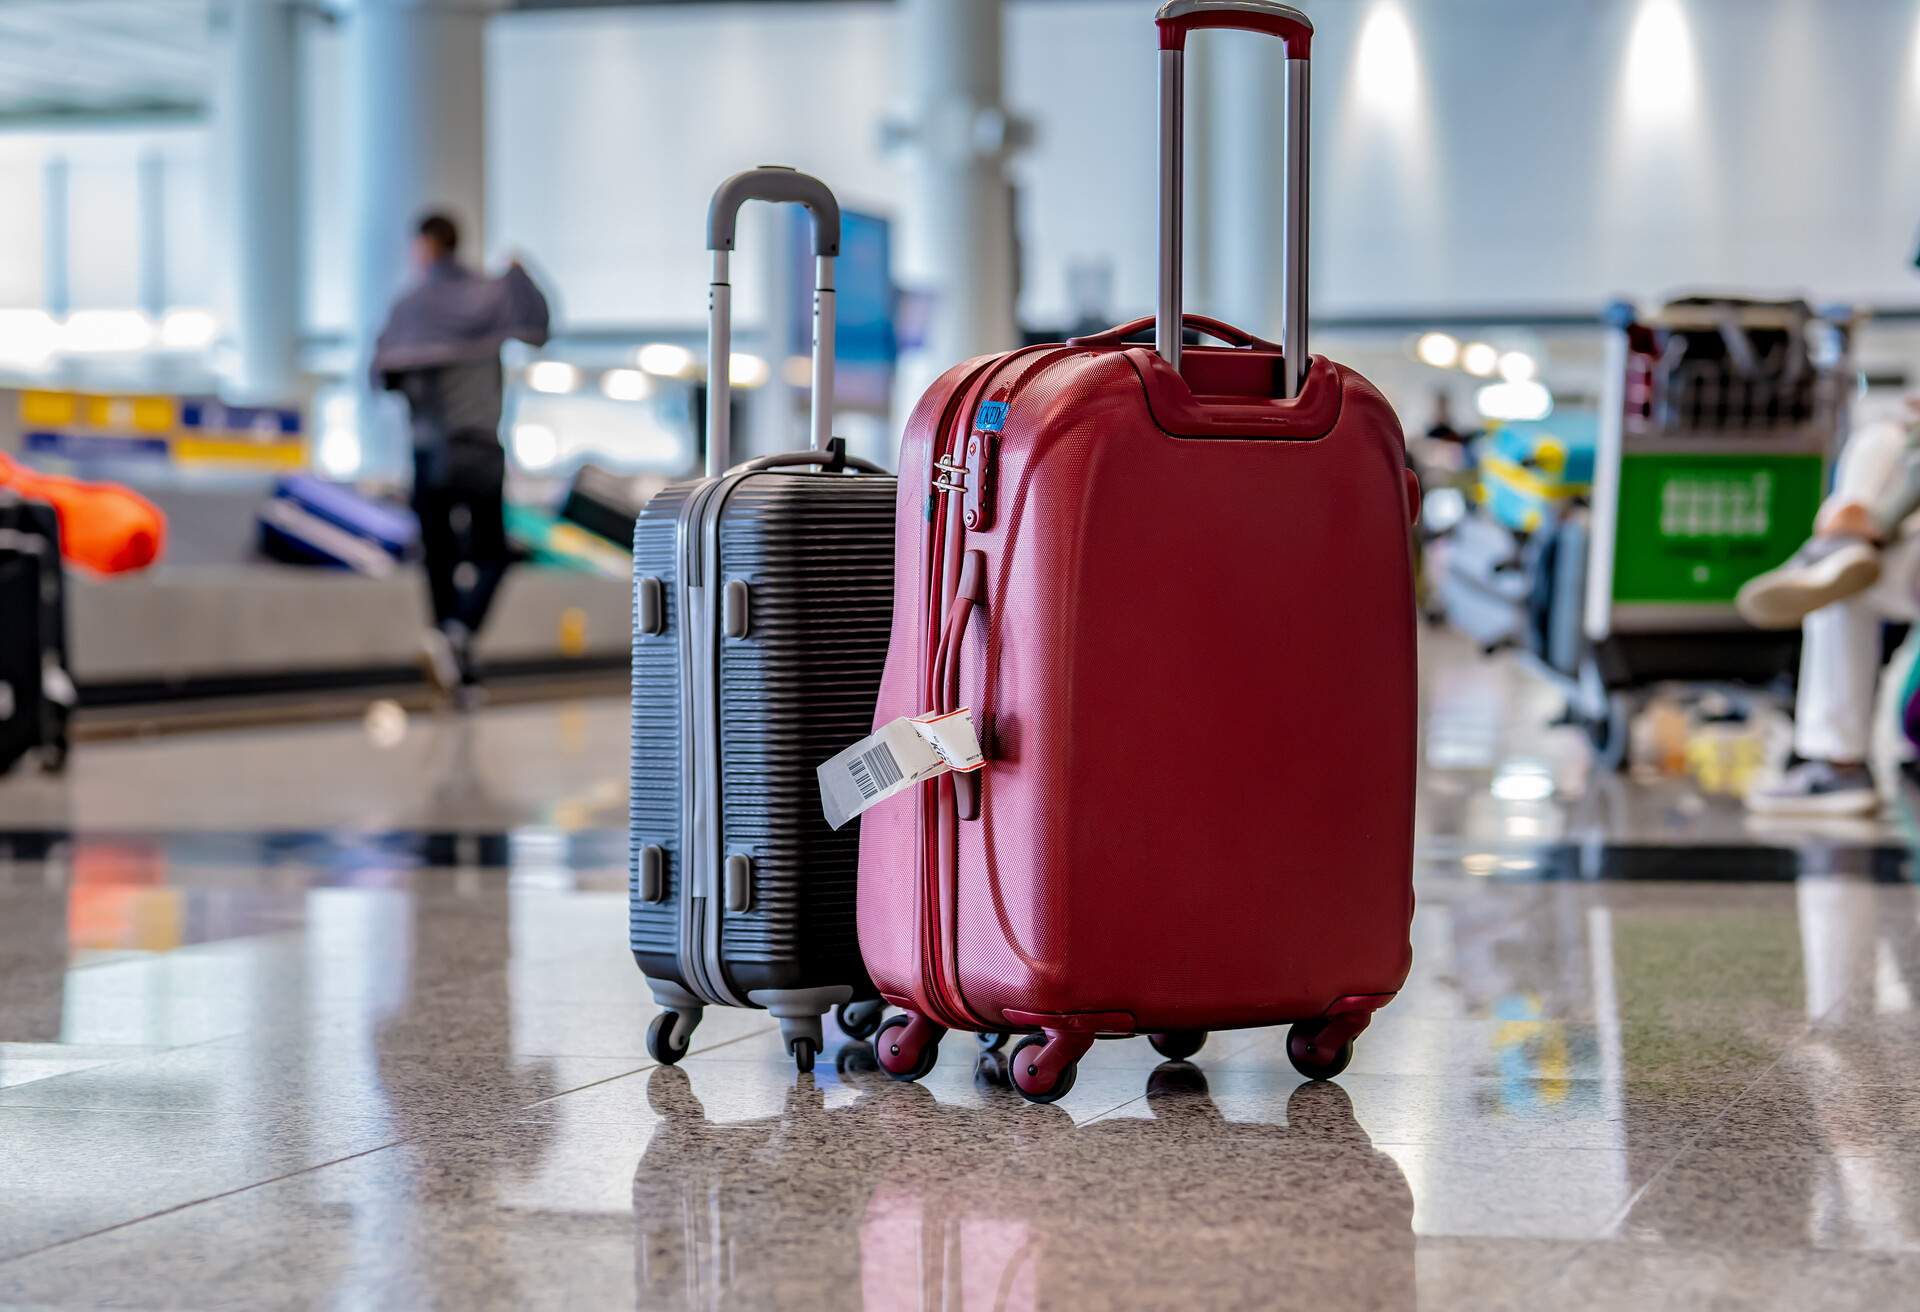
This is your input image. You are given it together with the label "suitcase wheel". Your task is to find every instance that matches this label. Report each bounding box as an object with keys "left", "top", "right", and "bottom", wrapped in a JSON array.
[
  {"left": 976, "top": 1030, "right": 1009, "bottom": 1053},
  {"left": 1009, "top": 1032, "right": 1090, "bottom": 1106},
  {"left": 647, "top": 1010, "right": 696, "bottom": 1066},
  {"left": 1286, "top": 1021, "right": 1355, "bottom": 1082},
  {"left": 835, "top": 999, "right": 887, "bottom": 1042},
  {"left": 1148, "top": 1030, "right": 1207, "bottom": 1062},
  {"left": 788, "top": 1036, "right": 818, "bottom": 1075},
  {"left": 875, "top": 1013, "right": 942, "bottom": 1083}
]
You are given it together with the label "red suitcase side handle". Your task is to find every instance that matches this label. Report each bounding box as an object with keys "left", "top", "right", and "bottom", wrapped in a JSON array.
[{"left": 1156, "top": 0, "right": 1313, "bottom": 56}]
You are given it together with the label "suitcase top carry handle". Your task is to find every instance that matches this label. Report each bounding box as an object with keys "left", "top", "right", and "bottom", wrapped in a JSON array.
[
  {"left": 705, "top": 166, "right": 842, "bottom": 476},
  {"left": 1067, "top": 312, "right": 1280, "bottom": 353},
  {"left": 737, "top": 442, "right": 887, "bottom": 477},
  {"left": 1155, "top": 1, "right": 1312, "bottom": 395},
  {"left": 706, "top": 166, "right": 842, "bottom": 257}
]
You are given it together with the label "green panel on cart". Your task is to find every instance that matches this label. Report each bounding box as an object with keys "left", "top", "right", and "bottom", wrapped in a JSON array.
[{"left": 1611, "top": 451, "right": 1824, "bottom": 605}]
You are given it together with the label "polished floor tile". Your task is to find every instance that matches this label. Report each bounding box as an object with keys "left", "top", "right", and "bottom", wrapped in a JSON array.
[{"left": 3, "top": 653, "right": 1920, "bottom": 1306}]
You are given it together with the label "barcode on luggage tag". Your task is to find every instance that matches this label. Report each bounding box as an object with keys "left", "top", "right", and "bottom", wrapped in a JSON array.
[
  {"left": 816, "top": 711, "right": 984, "bottom": 830},
  {"left": 848, "top": 740, "right": 904, "bottom": 800}
]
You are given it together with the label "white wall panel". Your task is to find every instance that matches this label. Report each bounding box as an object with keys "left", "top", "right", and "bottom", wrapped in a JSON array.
[
  {"left": 487, "top": 3, "right": 899, "bottom": 330},
  {"left": 4, "top": 0, "right": 1920, "bottom": 335}
]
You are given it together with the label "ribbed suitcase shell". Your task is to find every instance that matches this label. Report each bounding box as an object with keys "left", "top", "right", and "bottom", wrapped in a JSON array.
[{"left": 630, "top": 467, "right": 896, "bottom": 1010}]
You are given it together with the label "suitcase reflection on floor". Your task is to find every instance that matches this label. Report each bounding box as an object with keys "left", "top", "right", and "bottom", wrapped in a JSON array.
[{"left": 630, "top": 1055, "right": 1413, "bottom": 1310}]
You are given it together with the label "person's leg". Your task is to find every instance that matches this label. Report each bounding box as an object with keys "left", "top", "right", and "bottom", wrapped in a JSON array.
[
  {"left": 441, "top": 439, "right": 510, "bottom": 683},
  {"left": 455, "top": 486, "right": 511, "bottom": 642},
  {"left": 411, "top": 450, "right": 463, "bottom": 693},
  {"left": 1751, "top": 536, "right": 1920, "bottom": 814},
  {"left": 412, "top": 454, "right": 460, "bottom": 630},
  {"left": 1789, "top": 595, "right": 1882, "bottom": 765},
  {"left": 1738, "top": 417, "right": 1914, "bottom": 630}
]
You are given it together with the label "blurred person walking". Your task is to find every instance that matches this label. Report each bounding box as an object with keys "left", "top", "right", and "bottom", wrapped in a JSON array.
[{"left": 371, "top": 213, "right": 550, "bottom": 706}]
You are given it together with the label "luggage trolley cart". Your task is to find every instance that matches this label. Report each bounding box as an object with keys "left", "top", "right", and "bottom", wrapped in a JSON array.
[{"left": 1576, "top": 297, "right": 1858, "bottom": 768}]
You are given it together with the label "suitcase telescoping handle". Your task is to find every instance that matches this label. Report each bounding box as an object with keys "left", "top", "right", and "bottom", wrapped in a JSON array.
[
  {"left": 704, "top": 166, "right": 843, "bottom": 476},
  {"left": 1155, "top": 0, "right": 1313, "bottom": 395}
]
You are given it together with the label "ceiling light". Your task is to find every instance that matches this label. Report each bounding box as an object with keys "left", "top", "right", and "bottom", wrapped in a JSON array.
[
  {"left": 600, "top": 368, "right": 654, "bottom": 402},
  {"left": 60, "top": 310, "right": 155, "bottom": 354},
  {"left": 728, "top": 353, "right": 770, "bottom": 389},
  {"left": 1461, "top": 342, "right": 1499, "bottom": 378},
  {"left": 1354, "top": 3, "right": 1419, "bottom": 121},
  {"left": 525, "top": 361, "right": 579, "bottom": 394},
  {"left": 158, "top": 308, "right": 218, "bottom": 351},
  {"left": 1415, "top": 332, "right": 1460, "bottom": 369},
  {"left": 636, "top": 343, "right": 695, "bottom": 377},
  {"left": 1476, "top": 380, "right": 1554, "bottom": 423},
  {"left": 0, "top": 309, "right": 57, "bottom": 369},
  {"left": 1497, "top": 351, "right": 1538, "bottom": 383},
  {"left": 512, "top": 422, "right": 559, "bottom": 471}
]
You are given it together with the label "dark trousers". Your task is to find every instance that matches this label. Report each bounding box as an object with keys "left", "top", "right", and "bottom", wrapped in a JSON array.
[{"left": 412, "top": 436, "right": 511, "bottom": 650}]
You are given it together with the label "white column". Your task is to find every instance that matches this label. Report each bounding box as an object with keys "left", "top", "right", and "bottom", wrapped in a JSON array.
[
  {"left": 342, "top": 0, "right": 496, "bottom": 471},
  {"left": 890, "top": 0, "right": 1023, "bottom": 414},
  {"left": 1208, "top": 32, "right": 1288, "bottom": 339},
  {"left": 210, "top": 0, "right": 301, "bottom": 404}
]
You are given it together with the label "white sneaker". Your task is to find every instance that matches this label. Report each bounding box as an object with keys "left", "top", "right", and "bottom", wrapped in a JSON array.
[
  {"left": 419, "top": 626, "right": 461, "bottom": 694},
  {"left": 1745, "top": 761, "right": 1879, "bottom": 817},
  {"left": 1736, "top": 536, "right": 1881, "bottom": 630}
]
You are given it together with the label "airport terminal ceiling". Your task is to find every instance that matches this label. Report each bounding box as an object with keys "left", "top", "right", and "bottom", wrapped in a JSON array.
[{"left": 0, "top": 0, "right": 1093, "bottom": 123}]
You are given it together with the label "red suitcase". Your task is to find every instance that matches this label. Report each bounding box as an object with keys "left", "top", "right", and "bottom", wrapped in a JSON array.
[{"left": 856, "top": 0, "right": 1418, "bottom": 1103}]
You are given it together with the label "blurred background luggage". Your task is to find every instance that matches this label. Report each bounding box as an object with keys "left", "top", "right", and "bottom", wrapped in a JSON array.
[{"left": 0, "top": 492, "right": 74, "bottom": 775}]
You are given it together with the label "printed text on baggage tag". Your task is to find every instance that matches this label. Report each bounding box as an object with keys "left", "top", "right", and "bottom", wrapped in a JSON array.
[{"left": 817, "top": 710, "right": 985, "bottom": 830}]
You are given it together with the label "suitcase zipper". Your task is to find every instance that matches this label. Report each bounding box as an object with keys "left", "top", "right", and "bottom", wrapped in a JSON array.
[
  {"left": 913, "top": 346, "right": 1065, "bottom": 1031},
  {"left": 909, "top": 359, "right": 1003, "bottom": 1030},
  {"left": 673, "top": 471, "right": 756, "bottom": 1010}
]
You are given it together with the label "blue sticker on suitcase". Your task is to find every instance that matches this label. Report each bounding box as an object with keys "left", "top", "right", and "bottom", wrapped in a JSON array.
[{"left": 976, "top": 400, "right": 1008, "bottom": 432}]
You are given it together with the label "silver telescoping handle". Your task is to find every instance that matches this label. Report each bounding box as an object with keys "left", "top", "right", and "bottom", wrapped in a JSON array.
[
  {"left": 1154, "top": 0, "right": 1313, "bottom": 396},
  {"left": 704, "top": 167, "right": 843, "bottom": 476}
]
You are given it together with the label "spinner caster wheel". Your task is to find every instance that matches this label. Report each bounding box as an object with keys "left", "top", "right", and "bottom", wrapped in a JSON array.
[
  {"left": 647, "top": 1011, "right": 694, "bottom": 1067},
  {"left": 1009, "top": 1034, "right": 1081, "bottom": 1106},
  {"left": 788, "top": 1035, "right": 819, "bottom": 1075},
  {"left": 875, "top": 1013, "right": 942, "bottom": 1082},
  {"left": 835, "top": 999, "right": 886, "bottom": 1041},
  {"left": 1287, "top": 1022, "right": 1355, "bottom": 1082},
  {"left": 1148, "top": 1030, "right": 1207, "bottom": 1062},
  {"left": 977, "top": 1030, "right": 1009, "bottom": 1053}
]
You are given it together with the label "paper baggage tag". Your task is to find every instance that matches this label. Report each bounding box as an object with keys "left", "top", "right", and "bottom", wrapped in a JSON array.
[{"left": 817, "top": 709, "right": 984, "bottom": 830}]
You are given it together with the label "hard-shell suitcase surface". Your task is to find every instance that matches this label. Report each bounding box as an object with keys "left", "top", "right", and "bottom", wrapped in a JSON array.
[
  {"left": 0, "top": 494, "right": 74, "bottom": 776},
  {"left": 1479, "top": 416, "right": 1597, "bottom": 535},
  {"left": 630, "top": 169, "right": 898, "bottom": 1072},
  {"left": 262, "top": 474, "right": 420, "bottom": 563},
  {"left": 561, "top": 463, "right": 662, "bottom": 549},
  {"left": 859, "top": 1, "right": 1417, "bottom": 1101}
]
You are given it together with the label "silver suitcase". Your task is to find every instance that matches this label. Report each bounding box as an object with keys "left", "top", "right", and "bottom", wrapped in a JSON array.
[{"left": 630, "top": 169, "right": 896, "bottom": 1072}]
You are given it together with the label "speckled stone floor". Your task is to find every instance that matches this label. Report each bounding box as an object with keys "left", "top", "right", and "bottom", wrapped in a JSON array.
[{"left": 2, "top": 644, "right": 1919, "bottom": 1309}]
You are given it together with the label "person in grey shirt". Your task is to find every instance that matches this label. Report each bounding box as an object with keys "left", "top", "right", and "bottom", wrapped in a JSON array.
[{"left": 372, "top": 212, "right": 550, "bottom": 702}]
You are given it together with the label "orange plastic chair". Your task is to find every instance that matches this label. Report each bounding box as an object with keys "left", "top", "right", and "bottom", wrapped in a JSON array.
[{"left": 0, "top": 452, "right": 166, "bottom": 573}]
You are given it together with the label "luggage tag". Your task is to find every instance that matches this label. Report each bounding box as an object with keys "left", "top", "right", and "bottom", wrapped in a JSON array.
[{"left": 817, "top": 709, "right": 984, "bottom": 830}]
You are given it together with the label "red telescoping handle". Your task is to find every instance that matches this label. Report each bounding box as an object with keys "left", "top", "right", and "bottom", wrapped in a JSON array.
[
  {"left": 1156, "top": 0, "right": 1313, "bottom": 54},
  {"left": 1154, "top": 1, "right": 1313, "bottom": 396}
]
